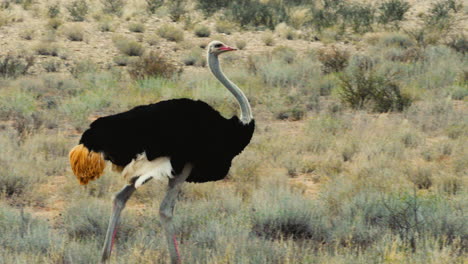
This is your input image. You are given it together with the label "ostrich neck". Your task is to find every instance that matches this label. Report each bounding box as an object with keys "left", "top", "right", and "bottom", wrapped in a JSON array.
[{"left": 208, "top": 53, "right": 253, "bottom": 124}]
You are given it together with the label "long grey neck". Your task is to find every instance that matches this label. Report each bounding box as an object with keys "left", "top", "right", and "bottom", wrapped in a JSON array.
[{"left": 208, "top": 53, "right": 253, "bottom": 124}]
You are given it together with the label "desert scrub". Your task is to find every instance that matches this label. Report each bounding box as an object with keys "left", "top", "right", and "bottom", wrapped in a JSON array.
[
  {"left": 182, "top": 47, "right": 205, "bottom": 67},
  {"left": 157, "top": 25, "right": 184, "bottom": 42},
  {"left": 377, "top": 0, "right": 411, "bottom": 26},
  {"left": 168, "top": 0, "right": 186, "bottom": 22},
  {"left": 66, "top": 0, "right": 88, "bottom": 21},
  {"left": 275, "top": 23, "right": 296, "bottom": 40},
  {"left": 112, "top": 35, "right": 144, "bottom": 56},
  {"left": 235, "top": 39, "right": 246, "bottom": 50},
  {"left": 261, "top": 32, "right": 275, "bottom": 46},
  {"left": 62, "top": 24, "right": 84, "bottom": 41},
  {"left": 128, "top": 22, "right": 145, "bottom": 33},
  {"left": 128, "top": 51, "right": 182, "bottom": 80},
  {"left": 101, "top": 0, "right": 125, "bottom": 16},
  {"left": 46, "top": 18, "right": 63, "bottom": 30},
  {"left": 317, "top": 45, "right": 350, "bottom": 73},
  {"left": 146, "top": 0, "right": 164, "bottom": 14},
  {"left": 34, "top": 42, "right": 60, "bottom": 56},
  {"left": 193, "top": 24, "right": 210, "bottom": 37},
  {"left": 47, "top": 2, "right": 61, "bottom": 18},
  {"left": 0, "top": 54, "right": 34, "bottom": 78},
  {"left": 19, "top": 28, "right": 35, "bottom": 40},
  {"left": 215, "top": 20, "right": 235, "bottom": 35}
]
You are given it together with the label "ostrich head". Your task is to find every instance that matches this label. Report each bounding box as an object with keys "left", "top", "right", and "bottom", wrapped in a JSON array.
[{"left": 208, "top": 41, "right": 237, "bottom": 56}]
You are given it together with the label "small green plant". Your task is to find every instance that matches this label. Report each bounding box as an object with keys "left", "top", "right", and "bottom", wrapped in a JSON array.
[
  {"left": 157, "top": 25, "right": 184, "bottom": 42},
  {"left": 235, "top": 39, "right": 246, "bottom": 50},
  {"left": 34, "top": 42, "right": 60, "bottom": 56},
  {"left": 378, "top": 0, "right": 410, "bottom": 25},
  {"left": 128, "top": 51, "right": 182, "bottom": 80},
  {"left": 146, "top": 0, "right": 164, "bottom": 14},
  {"left": 193, "top": 24, "right": 210, "bottom": 37},
  {"left": 113, "top": 36, "right": 145, "bottom": 56},
  {"left": 0, "top": 54, "right": 34, "bottom": 78},
  {"left": 262, "top": 32, "right": 275, "bottom": 46},
  {"left": 42, "top": 59, "right": 61, "bottom": 72},
  {"left": 63, "top": 25, "right": 84, "bottom": 41},
  {"left": 66, "top": 0, "right": 88, "bottom": 21},
  {"left": 197, "top": 0, "right": 230, "bottom": 16},
  {"left": 47, "top": 18, "right": 63, "bottom": 30},
  {"left": 317, "top": 45, "right": 350, "bottom": 74},
  {"left": 101, "top": 0, "right": 125, "bottom": 16},
  {"left": 128, "top": 22, "right": 145, "bottom": 33},
  {"left": 168, "top": 0, "right": 186, "bottom": 22},
  {"left": 215, "top": 20, "right": 235, "bottom": 35},
  {"left": 47, "top": 2, "right": 61, "bottom": 18}
]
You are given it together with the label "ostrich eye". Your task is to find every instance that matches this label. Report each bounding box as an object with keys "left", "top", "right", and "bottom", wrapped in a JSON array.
[{"left": 214, "top": 44, "right": 222, "bottom": 48}]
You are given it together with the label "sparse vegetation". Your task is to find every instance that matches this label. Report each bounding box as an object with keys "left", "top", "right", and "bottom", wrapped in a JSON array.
[
  {"left": 112, "top": 35, "right": 145, "bottom": 56},
  {"left": 0, "top": 0, "right": 466, "bottom": 263},
  {"left": 157, "top": 24, "right": 184, "bottom": 42},
  {"left": 66, "top": 0, "right": 88, "bottom": 22},
  {"left": 63, "top": 24, "right": 85, "bottom": 41}
]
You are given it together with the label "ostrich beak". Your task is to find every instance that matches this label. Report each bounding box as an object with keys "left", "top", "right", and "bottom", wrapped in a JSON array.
[{"left": 220, "top": 45, "right": 237, "bottom": 52}]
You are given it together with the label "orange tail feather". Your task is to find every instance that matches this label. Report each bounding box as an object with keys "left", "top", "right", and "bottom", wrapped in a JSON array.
[{"left": 69, "top": 144, "right": 106, "bottom": 185}]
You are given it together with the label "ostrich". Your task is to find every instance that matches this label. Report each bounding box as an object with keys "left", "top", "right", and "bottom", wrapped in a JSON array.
[{"left": 69, "top": 41, "right": 255, "bottom": 264}]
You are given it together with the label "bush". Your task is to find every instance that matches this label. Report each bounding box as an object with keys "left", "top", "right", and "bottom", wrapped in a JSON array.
[
  {"left": 194, "top": 24, "right": 210, "bottom": 37},
  {"left": 446, "top": 34, "right": 467, "bottom": 54},
  {"left": 66, "top": 0, "right": 88, "bottom": 21},
  {"left": 157, "top": 25, "right": 184, "bottom": 42},
  {"left": 338, "top": 68, "right": 411, "bottom": 112},
  {"left": 378, "top": 0, "right": 410, "bottom": 25},
  {"left": 197, "top": 0, "right": 230, "bottom": 16},
  {"left": 215, "top": 20, "right": 235, "bottom": 35},
  {"left": 146, "top": 0, "right": 164, "bottom": 14},
  {"left": 47, "top": 2, "right": 61, "bottom": 18},
  {"left": 182, "top": 48, "right": 205, "bottom": 67},
  {"left": 235, "top": 39, "right": 246, "bottom": 50},
  {"left": 261, "top": 32, "right": 275, "bottom": 46},
  {"left": 168, "top": 0, "right": 186, "bottom": 22},
  {"left": 128, "top": 22, "right": 145, "bottom": 33},
  {"left": 341, "top": 3, "right": 375, "bottom": 33},
  {"left": 101, "top": 0, "right": 125, "bottom": 16},
  {"left": 128, "top": 51, "right": 182, "bottom": 80},
  {"left": 47, "top": 18, "right": 63, "bottom": 30},
  {"left": 317, "top": 45, "right": 350, "bottom": 74},
  {"left": 63, "top": 25, "right": 84, "bottom": 41},
  {"left": 34, "top": 42, "right": 60, "bottom": 56},
  {"left": 0, "top": 54, "right": 34, "bottom": 78},
  {"left": 424, "top": 0, "right": 457, "bottom": 31},
  {"left": 227, "top": 0, "right": 287, "bottom": 29},
  {"left": 113, "top": 36, "right": 145, "bottom": 56},
  {"left": 42, "top": 59, "right": 61, "bottom": 72}
]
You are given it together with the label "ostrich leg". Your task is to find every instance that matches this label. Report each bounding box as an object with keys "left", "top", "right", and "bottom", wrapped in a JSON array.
[
  {"left": 101, "top": 184, "right": 136, "bottom": 263},
  {"left": 160, "top": 164, "right": 192, "bottom": 264}
]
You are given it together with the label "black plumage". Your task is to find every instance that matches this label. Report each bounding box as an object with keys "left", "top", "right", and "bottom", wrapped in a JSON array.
[{"left": 79, "top": 98, "right": 255, "bottom": 183}]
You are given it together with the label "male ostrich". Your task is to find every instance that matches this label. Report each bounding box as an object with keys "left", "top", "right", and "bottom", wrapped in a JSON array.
[{"left": 69, "top": 41, "right": 255, "bottom": 263}]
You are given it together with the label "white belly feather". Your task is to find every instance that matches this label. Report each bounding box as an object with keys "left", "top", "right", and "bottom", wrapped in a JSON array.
[{"left": 121, "top": 153, "right": 173, "bottom": 188}]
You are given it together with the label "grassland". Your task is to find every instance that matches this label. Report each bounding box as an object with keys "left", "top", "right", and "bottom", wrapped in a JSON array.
[{"left": 0, "top": 0, "right": 467, "bottom": 263}]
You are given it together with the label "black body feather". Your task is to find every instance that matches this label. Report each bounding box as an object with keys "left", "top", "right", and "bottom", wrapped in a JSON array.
[{"left": 79, "top": 98, "right": 255, "bottom": 183}]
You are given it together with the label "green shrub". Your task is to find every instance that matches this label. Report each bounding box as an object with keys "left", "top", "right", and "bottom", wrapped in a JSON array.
[
  {"left": 113, "top": 36, "right": 145, "bottom": 56},
  {"left": 424, "top": 0, "right": 458, "bottom": 31},
  {"left": 261, "top": 32, "right": 275, "bottom": 46},
  {"left": 0, "top": 54, "right": 34, "bottom": 78},
  {"left": 146, "top": 0, "right": 164, "bottom": 14},
  {"left": 317, "top": 45, "right": 350, "bottom": 73},
  {"left": 235, "top": 39, "right": 246, "bottom": 50},
  {"left": 66, "top": 0, "right": 88, "bottom": 21},
  {"left": 98, "top": 20, "right": 114, "bottom": 32},
  {"left": 47, "top": 2, "right": 61, "bottom": 18},
  {"left": 182, "top": 48, "right": 205, "bottom": 67},
  {"left": 193, "top": 24, "right": 210, "bottom": 37},
  {"left": 128, "top": 22, "right": 145, "bottom": 33},
  {"left": 446, "top": 34, "right": 467, "bottom": 54},
  {"left": 340, "top": 3, "right": 375, "bottom": 33},
  {"left": 101, "top": 0, "right": 125, "bottom": 16},
  {"left": 378, "top": 0, "right": 410, "bottom": 25},
  {"left": 128, "top": 51, "right": 182, "bottom": 80},
  {"left": 168, "top": 0, "right": 186, "bottom": 22},
  {"left": 47, "top": 18, "right": 63, "bottom": 30},
  {"left": 42, "top": 59, "right": 61, "bottom": 72},
  {"left": 63, "top": 25, "right": 84, "bottom": 41},
  {"left": 227, "top": 0, "right": 287, "bottom": 29},
  {"left": 338, "top": 67, "right": 411, "bottom": 112},
  {"left": 215, "top": 20, "right": 235, "bottom": 34},
  {"left": 34, "top": 42, "right": 60, "bottom": 56},
  {"left": 197, "top": 0, "right": 230, "bottom": 16},
  {"left": 157, "top": 25, "right": 184, "bottom": 42},
  {"left": 19, "top": 28, "right": 34, "bottom": 40}
]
